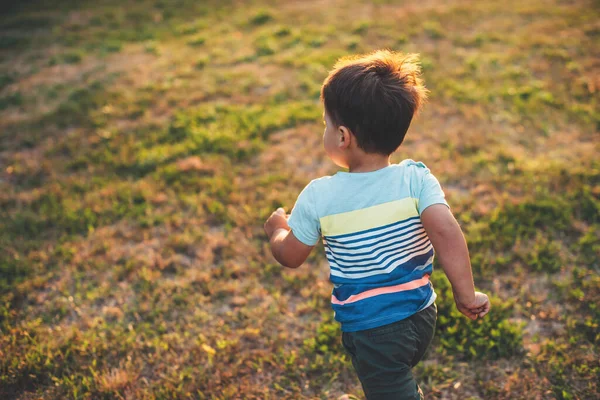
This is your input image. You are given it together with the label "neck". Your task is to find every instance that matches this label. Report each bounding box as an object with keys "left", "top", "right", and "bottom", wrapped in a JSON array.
[{"left": 346, "top": 153, "right": 391, "bottom": 173}]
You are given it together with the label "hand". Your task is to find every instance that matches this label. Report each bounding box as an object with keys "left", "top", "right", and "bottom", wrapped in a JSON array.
[
  {"left": 264, "top": 207, "right": 290, "bottom": 238},
  {"left": 454, "top": 291, "right": 490, "bottom": 320}
]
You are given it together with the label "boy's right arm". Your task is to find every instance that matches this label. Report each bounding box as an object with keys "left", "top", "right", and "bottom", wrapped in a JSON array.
[
  {"left": 264, "top": 208, "right": 314, "bottom": 269},
  {"left": 421, "top": 204, "right": 491, "bottom": 320}
]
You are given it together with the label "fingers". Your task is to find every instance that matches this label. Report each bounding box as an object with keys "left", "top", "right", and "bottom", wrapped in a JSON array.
[
  {"left": 266, "top": 208, "right": 287, "bottom": 221},
  {"left": 458, "top": 299, "right": 491, "bottom": 320},
  {"left": 269, "top": 208, "right": 287, "bottom": 219},
  {"left": 458, "top": 304, "right": 478, "bottom": 320},
  {"left": 465, "top": 292, "right": 491, "bottom": 319},
  {"left": 468, "top": 301, "right": 490, "bottom": 319},
  {"left": 478, "top": 300, "right": 491, "bottom": 318},
  {"left": 264, "top": 207, "right": 290, "bottom": 239}
]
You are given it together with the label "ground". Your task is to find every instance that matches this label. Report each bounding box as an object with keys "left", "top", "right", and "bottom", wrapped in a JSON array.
[{"left": 0, "top": 0, "right": 598, "bottom": 399}]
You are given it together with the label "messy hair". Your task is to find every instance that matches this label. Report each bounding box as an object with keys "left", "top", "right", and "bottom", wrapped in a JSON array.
[{"left": 320, "top": 50, "right": 428, "bottom": 155}]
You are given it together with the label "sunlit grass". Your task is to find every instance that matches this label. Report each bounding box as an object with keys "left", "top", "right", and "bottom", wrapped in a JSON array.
[{"left": 0, "top": 0, "right": 598, "bottom": 398}]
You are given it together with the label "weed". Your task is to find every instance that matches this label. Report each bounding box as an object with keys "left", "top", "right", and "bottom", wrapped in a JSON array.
[
  {"left": 49, "top": 50, "right": 84, "bottom": 65},
  {"left": 423, "top": 21, "right": 445, "bottom": 39},
  {"left": 249, "top": 9, "right": 273, "bottom": 26},
  {"left": 0, "top": 73, "right": 15, "bottom": 89},
  {"left": 187, "top": 36, "right": 206, "bottom": 47},
  {"left": 433, "top": 272, "right": 524, "bottom": 360},
  {"left": 0, "top": 36, "right": 29, "bottom": 49},
  {"left": 352, "top": 21, "right": 370, "bottom": 35},
  {"left": 0, "top": 91, "right": 23, "bottom": 110}
]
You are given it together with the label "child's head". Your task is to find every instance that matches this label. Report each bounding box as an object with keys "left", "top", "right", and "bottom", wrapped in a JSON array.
[{"left": 320, "top": 50, "right": 428, "bottom": 163}]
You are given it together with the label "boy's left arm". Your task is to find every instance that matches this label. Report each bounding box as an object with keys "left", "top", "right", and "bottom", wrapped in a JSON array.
[{"left": 264, "top": 208, "right": 314, "bottom": 268}]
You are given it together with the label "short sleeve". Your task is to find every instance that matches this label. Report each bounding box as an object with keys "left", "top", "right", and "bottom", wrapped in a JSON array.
[
  {"left": 417, "top": 165, "right": 449, "bottom": 215},
  {"left": 287, "top": 182, "right": 321, "bottom": 246}
]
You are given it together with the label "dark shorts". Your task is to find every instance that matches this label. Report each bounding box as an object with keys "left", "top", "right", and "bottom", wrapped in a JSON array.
[{"left": 341, "top": 303, "right": 437, "bottom": 400}]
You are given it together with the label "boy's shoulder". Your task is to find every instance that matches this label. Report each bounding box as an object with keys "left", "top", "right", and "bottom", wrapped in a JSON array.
[
  {"left": 303, "top": 159, "right": 435, "bottom": 193},
  {"left": 304, "top": 174, "right": 336, "bottom": 192},
  {"left": 399, "top": 159, "right": 437, "bottom": 181},
  {"left": 398, "top": 158, "right": 430, "bottom": 171}
]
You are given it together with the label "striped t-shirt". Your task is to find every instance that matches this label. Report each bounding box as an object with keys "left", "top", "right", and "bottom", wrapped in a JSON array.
[{"left": 287, "top": 160, "right": 448, "bottom": 332}]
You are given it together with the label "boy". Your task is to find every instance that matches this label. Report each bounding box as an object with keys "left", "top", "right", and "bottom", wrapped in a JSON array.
[{"left": 263, "top": 50, "right": 490, "bottom": 400}]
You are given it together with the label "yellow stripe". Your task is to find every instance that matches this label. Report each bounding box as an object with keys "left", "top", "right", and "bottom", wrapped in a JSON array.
[{"left": 320, "top": 198, "right": 419, "bottom": 237}]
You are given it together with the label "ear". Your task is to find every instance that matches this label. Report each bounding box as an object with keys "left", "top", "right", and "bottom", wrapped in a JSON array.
[{"left": 338, "top": 125, "right": 352, "bottom": 150}]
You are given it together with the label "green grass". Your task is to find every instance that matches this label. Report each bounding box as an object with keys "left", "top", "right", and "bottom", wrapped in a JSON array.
[{"left": 0, "top": 0, "right": 598, "bottom": 398}]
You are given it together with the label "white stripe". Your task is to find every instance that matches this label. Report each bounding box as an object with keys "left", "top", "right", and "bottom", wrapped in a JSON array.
[
  {"left": 325, "top": 230, "right": 428, "bottom": 260},
  {"left": 326, "top": 222, "right": 423, "bottom": 248},
  {"left": 326, "top": 234, "right": 431, "bottom": 267},
  {"left": 413, "top": 259, "right": 433, "bottom": 271},
  {"left": 329, "top": 248, "right": 434, "bottom": 280},
  {"left": 329, "top": 240, "right": 432, "bottom": 272},
  {"left": 326, "top": 218, "right": 421, "bottom": 244},
  {"left": 326, "top": 227, "right": 426, "bottom": 255}
]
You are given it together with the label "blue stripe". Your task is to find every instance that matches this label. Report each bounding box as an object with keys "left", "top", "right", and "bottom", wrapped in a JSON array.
[
  {"left": 332, "top": 282, "right": 433, "bottom": 332},
  {"left": 333, "top": 267, "right": 433, "bottom": 300},
  {"left": 326, "top": 216, "right": 421, "bottom": 240},
  {"left": 329, "top": 254, "right": 434, "bottom": 285},
  {"left": 325, "top": 220, "right": 422, "bottom": 246},
  {"left": 325, "top": 225, "right": 425, "bottom": 251},
  {"left": 329, "top": 241, "right": 432, "bottom": 273},
  {"left": 325, "top": 234, "right": 429, "bottom": 264}
]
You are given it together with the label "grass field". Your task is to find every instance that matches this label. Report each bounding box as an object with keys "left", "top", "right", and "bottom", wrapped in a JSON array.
[{"left": 0, "top": 0, "right": 598, "bottom": 398}]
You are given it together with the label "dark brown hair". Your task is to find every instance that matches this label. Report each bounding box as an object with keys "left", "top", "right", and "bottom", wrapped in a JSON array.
[{"left": 320, "top": 50, "right": 428, "bottom": 155}]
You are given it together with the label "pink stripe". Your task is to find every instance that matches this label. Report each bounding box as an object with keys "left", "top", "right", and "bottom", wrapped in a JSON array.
[{"left": 331, "top": 275, "right": 430, "bottom": 306}]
